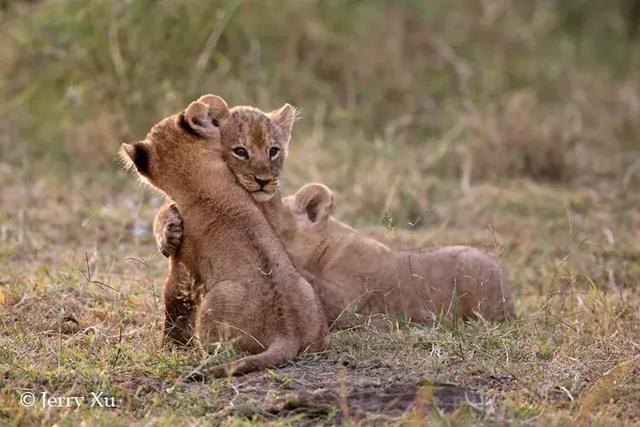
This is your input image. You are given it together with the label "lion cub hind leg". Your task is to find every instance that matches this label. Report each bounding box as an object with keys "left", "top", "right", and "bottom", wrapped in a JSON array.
[
  {"left": 193, "top": 286, "right": 300, "bottom": 379},
  {"left": 191, "top": 280, "right": 329, "bottom": 379},
  {"left": 195, "top": 280, "right": 267, "bottom": 352}
]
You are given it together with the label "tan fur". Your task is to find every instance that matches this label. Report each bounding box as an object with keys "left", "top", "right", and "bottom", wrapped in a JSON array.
[
  {"left": 153, "top": 105, "right": 515, "bottom": 324},
  {"left": 270, "top": 183, "right": 516, "bottom": 323},
  {"left": 153, "top": 104, "right": 295, "bottom": 255},
  {"left": 222, "top": 103, "right": 295, "bottom": 202},
  {"left": 158, "top": 183, "right": 516, "bottom": 325},
  {"left": 122, "top": 95, "right": 329, "bottom": 377},
  {"left": 153, "top": 202, "right": 183, "bottom": 257}
]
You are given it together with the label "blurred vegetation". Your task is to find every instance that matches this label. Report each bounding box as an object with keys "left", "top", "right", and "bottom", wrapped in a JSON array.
[
  {"left": 0, "top": 0, "right": 639, "bottom": 223},
  {"left": 1, "top": 4, "right": 639, "bottom": 423}
]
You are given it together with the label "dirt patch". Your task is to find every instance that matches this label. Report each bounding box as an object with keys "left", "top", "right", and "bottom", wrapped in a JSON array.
[
  {"left": 468, "top": 370, "right": 519, "bottom": 391},
  {"left": 190, "top": 360, "right": 491, "bottom": 422}
]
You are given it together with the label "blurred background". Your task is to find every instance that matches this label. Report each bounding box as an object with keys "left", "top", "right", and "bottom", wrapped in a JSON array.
[
  {"left": 1, "top": 0, "right": 639, "bottom": 274},
  {"left": 1, "top": 2, "right": 639, "bottom": 423},
  {"left": 2, "top": 0, "right": 639, "bottom": 222}
]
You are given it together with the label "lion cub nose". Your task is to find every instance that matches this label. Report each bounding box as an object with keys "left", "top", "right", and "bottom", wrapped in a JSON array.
[{"left": 254, "top": 177, "right": 271, "bottom": 188}]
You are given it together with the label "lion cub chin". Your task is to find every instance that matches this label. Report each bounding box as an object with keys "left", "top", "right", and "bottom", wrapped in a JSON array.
[{"left": 121, "top": 95, "right": 330, "bottom": 378}]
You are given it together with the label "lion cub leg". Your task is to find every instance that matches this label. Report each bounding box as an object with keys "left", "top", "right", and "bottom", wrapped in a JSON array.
[
  {"left": 163, "top": 263, "right": 200, "bottom": 346},
  {"left": 192, "top": 281, "right": 302, "bottom": 378},
  {"left": 154, "top": 201, "right": 184, "bottom": 258}
]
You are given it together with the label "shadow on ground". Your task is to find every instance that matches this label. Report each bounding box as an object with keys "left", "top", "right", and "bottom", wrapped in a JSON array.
[{"left": 186, "top": 360, "right": 491, "bottom": 422}]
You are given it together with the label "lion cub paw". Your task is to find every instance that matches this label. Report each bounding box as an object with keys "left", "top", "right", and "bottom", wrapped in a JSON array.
[{"left": 157, "top": 203, "right": 184, "bottom": 258}]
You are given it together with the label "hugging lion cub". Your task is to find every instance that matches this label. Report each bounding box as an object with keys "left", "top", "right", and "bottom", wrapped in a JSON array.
[
  {"left": 122, "top": 95, "right": 329, "bottom": 377},
  {"left": 155, "top": 102, "right": 516, "bottom": 325}
]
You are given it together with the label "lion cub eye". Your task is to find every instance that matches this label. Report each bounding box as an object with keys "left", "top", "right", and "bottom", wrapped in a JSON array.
[
  {"left": 269, "top": 146, "right": 280, "bottom": 159},
  {"left": 232, "top": 147, "right": 249, "bottom": 159}
]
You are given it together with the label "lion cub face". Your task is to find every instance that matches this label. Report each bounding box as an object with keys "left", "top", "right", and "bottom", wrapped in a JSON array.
[
  {"left": 219, "top": 104, "right": 296, "bottom": 202},
  {"left": 279, "top": 183, "right": 336, "bottom": 266}
]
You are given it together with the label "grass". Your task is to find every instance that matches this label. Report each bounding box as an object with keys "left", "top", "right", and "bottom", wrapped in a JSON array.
[
  {"left": 0, "top": 167, "right": 638, "bottom": 425},
  {"left": 1, "top": 0, "right": 639, "bottom": 425}
]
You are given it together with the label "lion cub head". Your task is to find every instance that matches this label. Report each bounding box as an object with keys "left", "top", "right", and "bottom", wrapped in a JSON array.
[
  {"left": 279, "top": 183, "right": 336, "bottom": 265},
  {"left": 220, "top": 104, "right": 297, "bottom": 202},
  {"left": 120, "top": 95, "right": 232, "bottom": 197}
]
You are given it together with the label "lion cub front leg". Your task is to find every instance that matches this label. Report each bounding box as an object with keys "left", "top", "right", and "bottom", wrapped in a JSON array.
[
  {"left": 154, "top": 201, "right": 184, "bottom": 258},
  {"left": 163, "top": 263, "right": 200, "bottom": 346}
]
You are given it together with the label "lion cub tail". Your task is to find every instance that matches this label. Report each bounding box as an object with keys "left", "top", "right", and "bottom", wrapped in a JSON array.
[{"left": 207, "top": 338, "right": 298, "bottom": 379}]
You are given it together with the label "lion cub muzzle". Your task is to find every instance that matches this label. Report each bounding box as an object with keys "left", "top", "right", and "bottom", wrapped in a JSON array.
[{"left": 243, "top": 175, "right": 277, "bottom": 202}]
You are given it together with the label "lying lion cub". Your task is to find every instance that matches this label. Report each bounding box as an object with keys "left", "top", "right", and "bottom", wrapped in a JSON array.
[
  {"left": 121, "top": 95, "right": 330, "bottom": 377},
  {"left": 274, "top": 183, "right": 516, "bottom": 323},
  {"left": 155, "top": 104, "right": 515, "bottom": 324}
]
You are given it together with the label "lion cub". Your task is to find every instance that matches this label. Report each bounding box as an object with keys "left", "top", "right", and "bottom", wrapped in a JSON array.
[
  {"left": 154, "top": 102, "right": 294, "bottom": 257},
  {"left": 121, "top": 95, "right": 330, "bottom": 377},
  {"left": 154, "top": 106, "right": 515, "bottom": 324},
  {"left": 277, "top": 183, "right": 516, "bottom": 323}
]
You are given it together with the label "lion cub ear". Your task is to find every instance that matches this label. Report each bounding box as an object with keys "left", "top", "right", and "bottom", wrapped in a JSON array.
[
  {"left": 197, "top": 94, "right": 231, "bottom": 121},
  {"left": 269, "top": 103, "right": 297, "bottom": 147},
  {"left": 180, "top": 94, "right": 230, "bottom": 137},
  {"left": 120, "top": 141, "right": 150, "bottom": 176},
  {"left": 293, "top": 183, "right": 335, "bottom": 228}
]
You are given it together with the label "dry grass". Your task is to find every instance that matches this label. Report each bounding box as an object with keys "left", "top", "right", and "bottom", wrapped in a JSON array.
[{"left": 0, "top": 164, "right": 638, "bottom": 425}]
